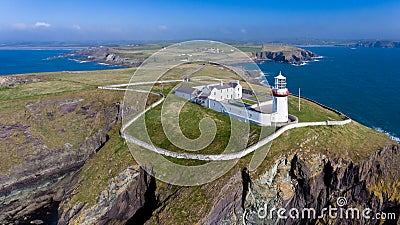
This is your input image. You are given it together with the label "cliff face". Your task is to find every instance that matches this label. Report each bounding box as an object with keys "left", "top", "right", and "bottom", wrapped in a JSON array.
[
  {"left": 58, "top": 167, "right": 154, "bottom": 225},
  {"left": 71, "top": 47, "right": 143, "bottom": 67},
  {"left": 252, "top": 45, "right": 318, "bottom": 65},
  {"left": 0, "top": 88, "right": 123, "bottom": 224},
  {"left": 203, "top": 144, "right": 399, "bottom": 225}
]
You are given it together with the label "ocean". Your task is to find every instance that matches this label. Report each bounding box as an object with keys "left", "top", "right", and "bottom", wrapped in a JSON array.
[
  {"left": 0, "top": 47, "right": 399, "bottom": 142},
  {"left": 0, "top": 49, "right": 122, "bottom": 75},
  {"left": 255, "top": 47, "right": 400, "bottom": 142}
]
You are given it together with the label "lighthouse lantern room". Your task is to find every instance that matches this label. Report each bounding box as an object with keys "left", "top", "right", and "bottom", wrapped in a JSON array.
[{"left": 272, "top": 71, "right": 289, "bottom": 123}]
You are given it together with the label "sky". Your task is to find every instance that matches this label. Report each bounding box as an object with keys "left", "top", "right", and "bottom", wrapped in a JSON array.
[{"left": 0, "top": 0, "right": 399, "bottom": 42}]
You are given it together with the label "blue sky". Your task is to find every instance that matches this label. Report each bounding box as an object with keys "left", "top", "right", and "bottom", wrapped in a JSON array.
[{"left": 0, "top": 0, "right": 399, "bottom": 42}]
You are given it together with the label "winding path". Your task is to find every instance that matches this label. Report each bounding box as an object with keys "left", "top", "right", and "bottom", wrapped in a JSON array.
[{"left": 99, "top": 77, "right": 351, "bottom": 161}]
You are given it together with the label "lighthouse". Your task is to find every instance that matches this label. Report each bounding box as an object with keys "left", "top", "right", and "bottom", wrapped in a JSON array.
[{"left": 272, "top": 71, "right": 289, "bottom": 123}]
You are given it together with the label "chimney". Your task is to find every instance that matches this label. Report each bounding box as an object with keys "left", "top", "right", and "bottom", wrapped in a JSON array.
[{"left": 220, "top": 80, "right": 223, "bottom": 86}]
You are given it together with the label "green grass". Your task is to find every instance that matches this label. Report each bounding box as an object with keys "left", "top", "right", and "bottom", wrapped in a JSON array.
[
  {"left": 160, "top": 63, "right": 201, "bottom": 80},
  {"left": 140, "top": 100, "right": 260, "bottom": 155},
  {"left": 190, "top": 64, "right": 241, "bottom": 80},
  {"left": 117, "top": 51, "right": 154, "bottom": 61},
  {"left": 233, "top": 45, "right": 262, "bottom": 52},
  {"left": 0, "top": 80, "right": 91, "bottom": 102},
  {"left": 0, "top": 86, "right": 11, "bottom": 91},
  {"left": 1, "top": 59, "right": 396, "bottom": 224},
  {"left": 288, "top": 95, "right": 345, "bottom": 122},
  {"left": 41, "top": 68, "right": 136, "bottom": 86},
  {"left": 0, "top": 73, "right": 124, "bottom": 172},
  {"left": 255, "top": 121, "right": 395, "bottom": 177}
]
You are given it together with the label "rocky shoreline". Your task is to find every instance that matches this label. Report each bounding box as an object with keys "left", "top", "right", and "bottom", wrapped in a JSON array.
[
  {"left": 252, "top": 45, "right": 319, "bottom": 65},
  {"left": 67, "top": 47, "right": 142, "bottom": 68},
  {"left": 61, "top": 44, "right": 320, "bottom": 68}
]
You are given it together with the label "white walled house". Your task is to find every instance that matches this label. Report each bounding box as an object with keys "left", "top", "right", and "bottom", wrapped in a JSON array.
[
  {"left": 174, "top": 73, "right": 289, "bottom": 126},
  {"left": 206, "top": 80, "right": 242, "bottom": 101}
]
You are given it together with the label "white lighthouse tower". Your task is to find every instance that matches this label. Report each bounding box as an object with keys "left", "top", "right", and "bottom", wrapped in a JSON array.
[{"left": 272, "top": 71, "right": 289, "bottom": 123}]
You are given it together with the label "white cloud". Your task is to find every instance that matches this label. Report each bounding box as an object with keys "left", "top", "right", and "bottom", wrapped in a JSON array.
[
  {"left": 240, "top": 28, "right": 247, "bottom": 34},
  {"left": 72, "top": 24, "right": 81, "bottom": 30},
  {"left": 158, "top": 25, "right": 168, "bottom": 30},
  {"left": 34, "top": 22, "right": 51, "bottom": 28}
]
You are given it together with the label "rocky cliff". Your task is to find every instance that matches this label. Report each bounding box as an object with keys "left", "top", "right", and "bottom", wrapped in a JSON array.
[
  {"left": 2, "top": 70, "right": 399, "bottom": 225},
  {"left": 252, "top": 45, "right": 319, "bottom": 65},
  {"left": 240, "top": 145, "right": 399, "bottom": 224},
  {"left": 0, "top": 77, "right": 124, "bottom": 224},
  {"left": 58, "top": 167, "right": 154, "bottom": 225},
  {"left": 70, "top": 47, "right": 143, "bottom": 67}
]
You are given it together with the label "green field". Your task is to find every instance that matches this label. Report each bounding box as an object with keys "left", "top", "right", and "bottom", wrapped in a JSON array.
[
  {"left": 124, "top": 62, "right": 353, "bottom": 167},
  {"left": 1, "top": 64, "right": 396, "bottom": 218},
  {"left": 0, "top": 69, "right": 133, "bottom": 172},
  {"left": 288, "top": 95, "right": 346, "bottom": 122}
]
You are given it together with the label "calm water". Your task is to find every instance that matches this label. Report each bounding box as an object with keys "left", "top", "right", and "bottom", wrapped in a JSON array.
[
  {"left": 0, "top": 49, "right": 122, "bottom": 75},
  {"left": 1, "top": 48, "right": 399, "bottom": 141},
  {"left": 255, "top": 47, "right": 400, "bottom": 141}
]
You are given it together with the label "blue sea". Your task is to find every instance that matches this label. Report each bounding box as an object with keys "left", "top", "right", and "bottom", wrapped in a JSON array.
[
  {"left": 0, "top": 49, "right": 122, "bottom": 75},
  {"left": 0, "top": 47, "right": 399, "bottom": 142},
  {"left": 252, "top": 47, "right": 400, "bottom": 142}
]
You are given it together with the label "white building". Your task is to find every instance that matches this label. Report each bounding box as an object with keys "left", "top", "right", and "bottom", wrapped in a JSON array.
[
  {"left": 205, "top": 80, "right": 242, "bottom": 101},
  {"left": 174, "top": 73, "right": 289, "bottom": 126},
  {"left": 174, "top": 85, "right": 200, "bottom": 101},
  {"left": 271, "top": 72, "right": 289, "bottom": 123}
]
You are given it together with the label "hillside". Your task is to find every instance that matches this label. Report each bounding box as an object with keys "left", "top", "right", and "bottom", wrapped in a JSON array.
[
  {"left": 0, "top": 66, "right": 398, "bottom": 224},
  {"left": 338, "top": 40, "right": 400, "bottom": 48},
  {"left": 252, "top": 44, "right": 319, "bottom": 65},
  {"left": 63, "top": 43, "right": 319, "bottom": 67}
]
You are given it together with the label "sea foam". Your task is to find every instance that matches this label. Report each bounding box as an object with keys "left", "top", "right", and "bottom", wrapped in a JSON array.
[{"left": 374, "top": 127, "right": 400, "bottom": 143}]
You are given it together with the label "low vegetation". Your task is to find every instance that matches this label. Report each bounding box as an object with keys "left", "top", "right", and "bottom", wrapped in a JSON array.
[
  {"left": 288, "top": 95, "right": 346, "bottom": 122},
  {"left": 1, "top": 61, "right": 395, "bottom": 217},
  {"left": 0, "top": 69, "right": 131, "bottom": 173},
  {"left": 67, "top": 125, "right": 136, "bottom": 207}
]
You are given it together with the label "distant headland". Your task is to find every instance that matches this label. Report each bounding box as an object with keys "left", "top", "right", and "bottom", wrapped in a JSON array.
[
  {"left": 64, "top": 44, "right": 320, "bottom": 67},
  {"left": 251, "top": 44, "right": 319, "bottom": 65}
]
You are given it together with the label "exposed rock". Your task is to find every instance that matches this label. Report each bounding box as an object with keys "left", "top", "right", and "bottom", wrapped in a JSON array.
[
  {"left": 69, "top": 47, "right": 143, "bottom": 67},
  {"left": 0, "top": 76, "right": 41, "bottom": 87},
  {"left": 199, "top": 170, "right": 245, "bottom": 225},
  {"left": 0, "top": 97, "right": 124, "bottom": 224},
  {"left": 252, "top": 45, "right": 319, "bottom": 65},
  {"left": 58, "top": 167, "right": 153, "bottom": 225},
  {"left": 240, "top": 144, "right": 400, "bottom": 225}
]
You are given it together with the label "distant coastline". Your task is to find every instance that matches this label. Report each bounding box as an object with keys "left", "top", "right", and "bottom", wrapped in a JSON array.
[{"left": 0, "top": 49, "right": 123, "bottom": 76}]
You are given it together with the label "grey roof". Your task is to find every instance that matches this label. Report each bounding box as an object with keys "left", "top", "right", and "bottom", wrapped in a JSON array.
[
  {"left": 199, "top": 93, "right": 210, "bottom": 98},
  {"left": 175, "top": 85, "right": 197, "bottom": 94},
  {"left": 230, "top": 82, "right": 239, "bottom": 88},
  {"left": 209, "top": 82, "right": 238, "bottom": 90}
]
